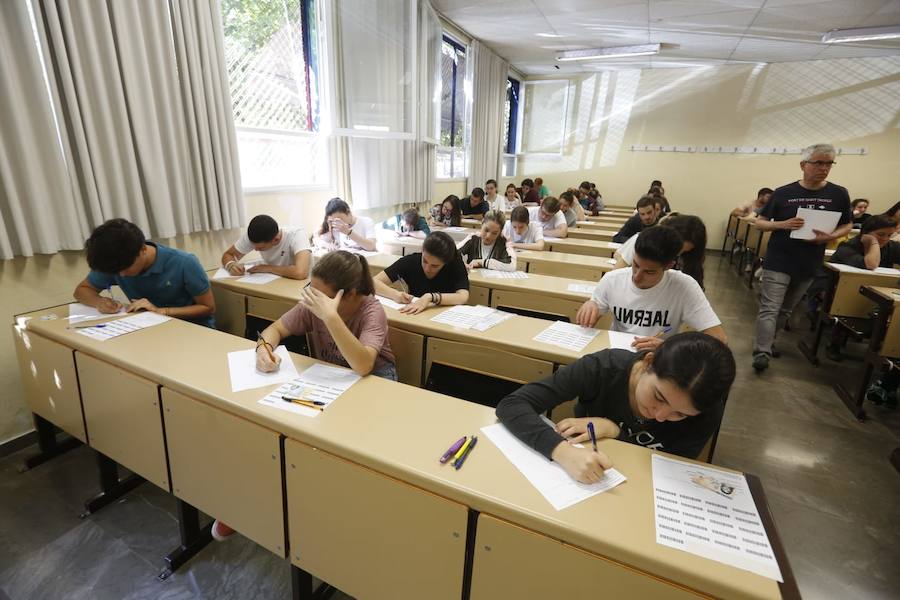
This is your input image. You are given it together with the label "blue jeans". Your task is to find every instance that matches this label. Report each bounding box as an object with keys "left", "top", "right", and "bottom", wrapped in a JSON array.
[{"left": 371, "top": 362, "right": 398, "bottom": 381}]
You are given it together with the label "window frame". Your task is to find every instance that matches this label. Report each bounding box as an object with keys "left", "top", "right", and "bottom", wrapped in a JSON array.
[{"left": 436, "top": 32, "right": 469, "bottom": 181}]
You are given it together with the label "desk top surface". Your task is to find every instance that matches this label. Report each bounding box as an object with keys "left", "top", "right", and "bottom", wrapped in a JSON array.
[
  {"left": 516, "top": 250, "right": 617, "bottom": 271},
  {"left": 544, "top": 237, "right": 620, "bottom": 251},
  {"left": 19, "top": 306, "right": 785, "bottom": 600}
]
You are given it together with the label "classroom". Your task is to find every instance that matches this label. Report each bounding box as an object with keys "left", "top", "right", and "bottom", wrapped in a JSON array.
[{"left": 2, "top": 1, "right": 899, "bottom": 599}]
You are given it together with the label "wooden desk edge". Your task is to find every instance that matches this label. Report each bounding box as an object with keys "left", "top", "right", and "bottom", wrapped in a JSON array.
[{"left": 746, "top": 474, "right": 802, "bottom": 600}]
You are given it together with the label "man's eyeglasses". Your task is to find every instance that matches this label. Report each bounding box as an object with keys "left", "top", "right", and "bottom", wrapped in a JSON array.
[{"left": 805, "top": 160, "right": 836, "bottom": 167}]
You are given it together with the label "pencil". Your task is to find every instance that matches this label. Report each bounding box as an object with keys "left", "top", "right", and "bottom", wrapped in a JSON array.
[
  {"left": 282, "top": 396, "right": 324, "bottom": 411},
  {"left": 257, "top": 331, "right": 276, "bottom": 363}
]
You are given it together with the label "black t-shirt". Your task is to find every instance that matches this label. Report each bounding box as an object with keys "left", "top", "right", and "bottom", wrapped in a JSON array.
[
  {"left": 495, "top": 349, "right": 721, "bottom": 460},
  {"left": 852, "top": 213, "right": 871, "bottom": 227},
  {"left": 831, "top": 237, "right": 900, "bottom": 270},
  {"left": 612, "top": 214, "right": 647, "bottom": 243},
  {"left": 460, "top": 198, "right": 489, "bottom": 216},
  {"left": 759, "top": 181, "right": 851, "bottom": 277},
  {"left": 383, "top": 252, "right": 469, "bottom": 297}
]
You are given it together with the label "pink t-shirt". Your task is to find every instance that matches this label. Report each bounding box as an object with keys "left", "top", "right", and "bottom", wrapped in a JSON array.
[{"left": 279, "top": 295, "right": 395, "bottom": 372}]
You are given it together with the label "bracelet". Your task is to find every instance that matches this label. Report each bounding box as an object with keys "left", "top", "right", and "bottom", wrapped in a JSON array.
[
  {"left": 436, "top": 292, "right": 442, "bottom": 306},
  {"left": 256, "top": 340, "right": 273, "bottom": 351}
]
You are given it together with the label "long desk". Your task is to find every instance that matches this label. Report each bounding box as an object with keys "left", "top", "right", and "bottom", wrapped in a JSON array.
[
  {"left": 577, "top": 219, "right": 626, "bottom": 230},
  {"left": 13, "top": 305, "right": 797, "bottom": 600},
  {"left": 544, "top": 237, "right": 619, "bottom": 258},
  {"left": 567, "top": 228, "right": 617, "bottom": 242}
]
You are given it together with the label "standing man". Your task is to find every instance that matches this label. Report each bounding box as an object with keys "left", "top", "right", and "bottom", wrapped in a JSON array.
[{"left": 751, "top": 143, "right": 852, "bottom": 373}]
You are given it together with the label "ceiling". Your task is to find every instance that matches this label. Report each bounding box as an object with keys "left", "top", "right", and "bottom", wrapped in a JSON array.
[{"left": 432, "top": 0, "right": 900, "bottom": 75}]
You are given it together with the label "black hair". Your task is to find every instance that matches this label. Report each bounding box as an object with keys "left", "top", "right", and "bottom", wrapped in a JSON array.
[
  {"left": 757, "top": 187, "right": 774, "bottom": 198},
  {"left": 651, "top": 179, "right": 663, "bottom": 188},
  {"left": 850, "top": 198, "right": 868, "bottom": 207},
  {"left": 861, "top": 214, "right": 897, "bottom": 234},
  {"left": 247, "top": 214, "right": 279, "bottom": 243},
  {"left": 319, "top": 198, "right": 352, "bottom": 235},
  {"left": 521, "top": 178, "right": 534, "bottom": 188},
  {"left": 558, "top": 190, "right": 576, "bottom": 206},
  {"left": 312, "top": 250, "right": 374, "bottom": 296},
  {"left": 437, "top": 195, "right": 462, "bottom": 226},
  {"left": 422, "top": 231, "right": 458, "bottom": 264},
  {"left": 85, "top": 218, "right": 146, "bottom": 274},
  {"left": 471, "top": 187, "right": 485, "bottom": 200},
  {"left": 634, "top": 225, "right": 682, "bottom": 266},
  {"left": 649, "top": 332, "right": 736, "bottom": 413},
  {"left": 661, "top": 214, "right": 707, "bottom": 289},
  {"left": 485, "top": 179, "right": 497, "bottom": 187},
  {"left": 510, "top": 205, "right": 530, "bottom": 224},
  {"left": 636, "top": 195, "right": 655, "bottom": 210},
  {"left": 881, "top": 201, "right": 900, "bottom": 218},
  {"left": 579, "top": 181, "right": 591, "bottom": 191},
  {"left": 541, "top": 196, "right": 561, "bottom": 214}
]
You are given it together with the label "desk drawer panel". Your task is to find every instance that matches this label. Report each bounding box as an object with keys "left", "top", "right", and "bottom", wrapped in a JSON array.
[{"left": 247, "top": 296, "right": 296, "bottom": 322}]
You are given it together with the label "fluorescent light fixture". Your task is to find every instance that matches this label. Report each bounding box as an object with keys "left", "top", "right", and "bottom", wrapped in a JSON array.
[
  {"left": 536, "top": 33, "right": 564, "bottom": 38},
  {"left": 822, "top": 25, "right": 900, "bottom": 44},
  {"left": 556, "top": 43, "right": 660, "bottom": 62}
]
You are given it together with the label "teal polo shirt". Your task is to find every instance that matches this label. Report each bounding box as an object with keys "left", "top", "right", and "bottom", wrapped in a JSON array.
[{"left": 87, "top": 242, "right": 213, "bottom": 327}]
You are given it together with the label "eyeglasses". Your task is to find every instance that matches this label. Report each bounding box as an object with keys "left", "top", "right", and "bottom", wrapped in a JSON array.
[{"left": 805, "top": 160, "right": 836, "bottom": 167}]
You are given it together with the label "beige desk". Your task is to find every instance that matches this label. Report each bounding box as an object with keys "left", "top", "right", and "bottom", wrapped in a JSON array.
[
  {"left": 544, "top": 237, "right": 619, "bottom": 258},
  {"left": 566, "top": 228, "right": 617, "bottom": 242},
  {"left": 16, "top": 310, "right": 794, "bottom": 599},
  {"left": 517, "top": 250, "right": 617, "bottom": 281},
  {"left": 461, "top": 218, "right": 481, "bottom": 229},
  {"left": 576, "top": 219, "right": 626, "bottom": 230}
]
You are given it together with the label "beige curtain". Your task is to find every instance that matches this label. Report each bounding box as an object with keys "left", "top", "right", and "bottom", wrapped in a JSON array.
[{"left": 467, "top": 40, "right": 509, "bottom": 190}]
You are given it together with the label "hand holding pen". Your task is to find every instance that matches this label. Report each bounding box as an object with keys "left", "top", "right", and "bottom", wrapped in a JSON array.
[{"left": 631, "top": 326, "right": 672, "bottom": 351}]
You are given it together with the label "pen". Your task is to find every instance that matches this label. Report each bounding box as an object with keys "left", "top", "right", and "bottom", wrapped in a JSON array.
[
  {"left": 587, "top": 422, "right": 597, "bottom": 453},
  {"left": 70, "top": 323, "right": 107, "bottom": 330},
  {"left": 454, "top": 436, "right": 477, "bottom": 470},
  {"left": 440, "top": 436, "right": 467, "bottom": 464},
  {"left": 281, "top": 397, "right": 324, "bottom": 411},
  {"left": 654, "top": 326, "right": 673, "bottom": 338},
  {"left": 257, "top": 331, "right": 277, "bottom": 363},
  {"left": 451, "top": 437, "right": 473, "bottom": 464}
]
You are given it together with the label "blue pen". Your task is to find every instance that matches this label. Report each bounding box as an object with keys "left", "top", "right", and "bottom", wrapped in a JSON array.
[
  {"left": 654, "top": 326, "right": 673, "bottom": 338},
  {"left": 587, "top": 422, "right": 597, "bottom": 453},
  {"left": 454, "top": 436, "right": 477, "bottom": 470}
]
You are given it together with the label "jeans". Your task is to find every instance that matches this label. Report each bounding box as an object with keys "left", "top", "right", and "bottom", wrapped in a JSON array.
[
  {"left": 753, "top": 269, "right": 814, "bottom": 356},
  {"left": 371, "top": 362, "right": 398, "bottom": 381}
]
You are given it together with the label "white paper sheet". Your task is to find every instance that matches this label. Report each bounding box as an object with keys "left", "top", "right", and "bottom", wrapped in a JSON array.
[
  {"left": 375, "top": 295, "right": 409, "bottom": 310},
  {"left": 227, "top": 346, "right": 300, "bottom": 392},
  {"left": 652, "top": 454, "right": 783, "bottom": 582},
  {"left": 789, "top": 208, "right": 841, "bottom": 240},
  {"left": 608, "top": 242, "right": 623, "bottom": 249},
  {"left": 607, "top": 331, "right": 639, "bottom": 352},
  {"left": 482, "top": 421, "right": 626, "bottom": 511},
  {"left": 212, "top": 268, "right": 238, "bottom": 279},
  {"left": 566, "top": 283, "right": 596, "bottom": 294},
  {"left": 480, "top": 270, "right": 528, "bottom": 279},
  {"left": 236, "top": 272, "right": 281, "bottom": 285},
  {"left": 873, "top": 267, "right": 900, "bottom": 275},
  {"left": 73, "top": 312, "right": 171, "bottom": 341},
  {"left": 258, "top": 363, "right": 361, "bottom": 417},
  {"left": 430, "top": 305, "right": 512, "bottom": 331},
  {"left": 606, "top": 258, "right": 619, "bottom": 265},
  {"left": 533, "top": 321, "right": 600, "bottom": 352},
  {"left": 828, "top": 263, "right": 899, "bottom": 275},
  {"left": 67, "top": 303, "right": 126, "bottom": 325}
]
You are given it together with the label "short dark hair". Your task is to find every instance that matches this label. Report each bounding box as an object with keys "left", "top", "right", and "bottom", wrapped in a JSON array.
[
  {"left": 521, "top": 178, "right": 534, "bottom": 188},
  {"left": 861, "top": 215, "right": 897, "bottom": 234},
  {"left": 757, "top": 187, "right": 774, "bottom": 198},
  {"left": 85, "top": 219, "right": 146, "bottom": 273},
  {"left": 534, "top": 177, "right": 543, "bottom": 185},
  {"left": 634, "top": 225, "right": 682, "bottom": 265},
  {"left": 541, "top": 196, "right": 561, "bottom": 214},
  {"left": 649, "top": 332, "right": 736, "bottom": 413},
  {"left": 471, "top": 187, "right": 485, "bottom": 200},
  {"left": 312, "top": 250, "right": 374, "bottom": 296},
  {"left": 579, "top": 181, "right": 591, "bottom": 191},
  {"left": 882, "top": 200, "right": 900, "bottom": 218},
  {"left": 422, "top": 231, "right": 458, "bottom": 264},
  {"left": 851, "top": 198, "right": 869, "bottom": 207},
  {"left": 319, "top": 197, "right": 352, "bottom": 235},
  {"left": 485, "top": 179, "right": 497, "bottom": 187},
  {"left": 559, "top": 191, "right": 576, "bottom": 206},
  {"left": 510, "top": 205, "right": 530, "bottom": 224},
  {"left": 636, "top": 195, "right": 655, "bottom": 210},
  {"left": 651, "top": 179, "right": 662, "bottom": 187},
  {"left": 660, "top": 214, "right": 707, "bottom": 288},
  {"left": 247, "top": 215, "right": 279, "bottom": 243},
  {"left": 402, "top": 208, "right": 421, "bottom": 228}
]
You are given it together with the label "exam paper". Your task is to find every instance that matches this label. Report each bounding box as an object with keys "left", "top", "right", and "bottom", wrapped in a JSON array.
[
  {"left": 482, "top": 421, "right": 626, "bottom": 511},
  {"left": 533, "top": 321, "right": 600, "bottom": 352},
  {"left": 566, "top": 283, "right": 596, "bottom": 294},
  {"left": 212, "top": 268, "right": 237, "bottom": 279},
  {"left": 652, "top": 454, "right": 783, "bottom": 582},
  {"left": 67, "top": 303, "right": 125, "bottom": 325},
  {"left": 258, "top": 363, "right": 361, "bottom": 417},
  {"left": 480, "top": 270, "right": 528, "bottom": 279},
  {"left": 607, "top": 331, "right": 639, "bottom": 352},
  {"left": 375, "top": 295, "right": 409, "bottom": 310},
  {"left": 789, "top": 208, "right": 841, "bottom": 240},
  {"left": 74, "top": 312, "right": 171, "bottom": 341},
  {"left": 873, "top": 267, "right": 900, "bottom": 275},
  {"left": 227, "top": 346, "right": 300, "bottom": 392},
  {"left": 237, "top": 272, "right": 281, "bottom": 285},
  {"left": 430, "top": 305, "right": 512, "bottom": 331}
]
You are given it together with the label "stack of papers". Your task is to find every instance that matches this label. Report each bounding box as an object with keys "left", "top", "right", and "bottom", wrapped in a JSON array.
[
  {"left": 430, "top": 305, "right": 513, "bottom": 331},
  {"left": 74, "top": 312, "right": 171, "bottom": 341},
  {"left": 482, "top": 421, "right": 626, "bottom": 510},
  {"left": 67, "top": 303, "right": 125, "bottom": 325},
  {"left": 607, "top": 331, "right": 640, "bottom": 352},
  {"left": 533, "top": 321, "right": 600, "bottom": 352},
  {"left": 226, "top": 346, "right": 300, "bottom": 392},
  {"left": 566, "top": 283, "right": 596, "bottom": 294},
  {"left": 258, "top": 364, "right": 361, "bottom": 417},
  {"left": 789, "top": 208, "right": 840, "bottom": 240},
  {"left": 480, "top": 270, "right": 528, "bottom": 279}
]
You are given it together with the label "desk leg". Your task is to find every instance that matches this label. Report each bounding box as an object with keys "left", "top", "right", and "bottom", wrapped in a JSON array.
[
  {"left": 290, "top": 565, "right": 338, "bottom": 600},
  {"left": 798, "top": 313, "right": 825, "bottom": 366},
  {"left": 891, "top": 448, "right": 900, "bottom": 474},
  {"left": 832, "top": 302, "right": 888, "bottom": 421},
  {"left": 20, "top": 414, "right": 82, "bottom": 471},
  {"left": 158, "top": 500, "right": 213, "bottom": 580},
  {"left": 81, "top": 451, "right": 145, "bottom": 517}
]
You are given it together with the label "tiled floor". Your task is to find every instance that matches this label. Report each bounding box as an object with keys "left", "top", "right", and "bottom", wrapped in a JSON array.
[{"left": 0, "top": 255, "right": 898, "bottom": 599}]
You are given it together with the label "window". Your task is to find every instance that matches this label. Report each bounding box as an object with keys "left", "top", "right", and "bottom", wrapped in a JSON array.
[
  {"left": 222, "top": 0, "right": 328, "bottom": 190},
  {"left": 436, "top": 35, "right": 468, "bottom": 179},
  {"left": 521, "top": 80, "right": 569, "bottom": 155},
  {"left": 502, "top": 76, "right": 520, "bottom": 177}
]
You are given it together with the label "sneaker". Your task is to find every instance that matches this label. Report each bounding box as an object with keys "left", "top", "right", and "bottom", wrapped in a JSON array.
[
  {"left": 825, "top": 344, "right": 843, "bottom": 362},
  {"left": 771, "top": 346, "right": 781, "bottom": 359},
  {"left": 866, "top": 384, "right": 887, "bottom": 406},
  {"left": 752, "top": 353, "right": 770, "bottom": 373},
  {"left": 211, "top": 519, "right": 235, "bottom": 542}
]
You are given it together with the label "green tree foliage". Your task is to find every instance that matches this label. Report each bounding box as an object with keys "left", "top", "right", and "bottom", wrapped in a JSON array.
[{"left": 221, "top": 0, "right": 300, "bottom": 53}]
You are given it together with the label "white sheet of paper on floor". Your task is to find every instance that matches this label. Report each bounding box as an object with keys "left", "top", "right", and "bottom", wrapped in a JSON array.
[
  {"left": 67, "top": 303, "right": 126, "bottom": 325},
  {"left": 566, "top": 283, "right": 596, "bottom": 294},
  {"left": 651, "top": 454, "right": 783, "bottom": 582},
  {"left": 480, "top": 270, "right": 528, "bottom": 279},
  {"left": 430, "top": 305, "right": 512, "bottom": 331},
  {"left": 227, "top": 345, "right": 300, "bottom": 392},
  {"left": 607, "top": 331, "right": 640, "bottom": 352},
  {"left": 74, "top": 312, "right": 171, "bottom": 341},
  {"left": 258, "top": 363, "right": 361, "bottom": 417},
  {"left": 533, "top": 321, "right": 599, "bottom": 352},
  {"left": 789, "top": 208, "right": 841, "bottom": 240},
  {"left": 482, "top": 420, "right": 626, "bottom": 511}
]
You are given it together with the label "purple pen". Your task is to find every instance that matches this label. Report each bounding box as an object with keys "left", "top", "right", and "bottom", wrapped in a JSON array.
[{"left": 440, "top": 436, "right": 467, "bottom": 464}]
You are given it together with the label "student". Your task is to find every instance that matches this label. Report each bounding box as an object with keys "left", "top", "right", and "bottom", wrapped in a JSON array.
[
  {"left": 383, "top": 208, "right": 430, "bottom": 239},
  {"left": 212, "top": 251, "right": 396, "bottom": 542},
  {"left": 495, "top": 332, "right": 736, "bottom": 483},
  {"left": 220, "top": 214, "right": 311, "bottom": 280},
  {"left": 732, "top": 188, "right": 773, "bottom": 218},
  {"left": 576, "top": 226, "right": 726, "bottom": 350},
  {"left": 528, "top": 196, "right": 568, "bottom": 238},
  {"left": 585, "top": 188, "right": 604, "bottom": 214},
  {"left": 503, "top": 205, "right": 545, "bottom": 251},
  {"left": 459, "top": 210, "right": 516, "bottom": 272},
  {"left": 649, "top": 187, "right": 671, "bottom": 215},
  {"left": 430, "top": 195, "right": 463, "bottom": 228},
  {"left": 499, "top": 183, "right": 523, "bottom": 211},
  {"left": 851, "top": 198, "right": 871, "bottom": 228},
  {"left": 373, "top": 231, "right": 470, "bottom": 314},
  {"left": 73, "top": 218, "right": 215, "bottom": 327},
  {"left": 520, "top": 178, "right": 540, "bottom": 205},
  {"left": 882, "top": 200, "right": 900, "bottom": 221},
  {"left": 614, "top": 213, "right": 707, "bottom": 288},
  {"left": 534, "top": 177, "right": 549, "bottom": 199},
  {"left": 314, "top": 198, "right": 377, "bottom": 252},
  {"left": 460, "top": 187, "right": 490, "bottom": 221},
  {"left": 612, "top": 195, "right": 658, "bottom": 243},
  {"left": 558, "top": 191, "right": 586, "bottom": 227},
  {"left": 484, "top": 179, "right": 501, "bottom": 211},
  {"left": 577, "top": 181, "right": 593, "bottom": 209},
  {"left": 650, "top": 179, "right": 665, "bottom": 196}
]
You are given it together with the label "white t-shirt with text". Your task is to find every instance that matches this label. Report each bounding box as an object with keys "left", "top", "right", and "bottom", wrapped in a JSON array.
[
  {"left": 234, "top": 228, "right": 310, "bottom": 266},
  {"left": 617, "top": 233, "right": 638, "bottom": 265}
]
